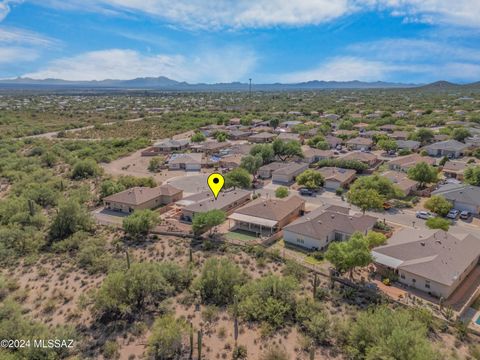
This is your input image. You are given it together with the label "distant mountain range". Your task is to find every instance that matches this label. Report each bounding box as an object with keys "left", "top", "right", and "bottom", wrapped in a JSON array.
[{"left": 0, "top": 76, "right": 478, "bottom": 91}]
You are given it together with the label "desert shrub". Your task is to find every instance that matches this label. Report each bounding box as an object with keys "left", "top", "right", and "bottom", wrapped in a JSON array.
[
  {"left": 71, "top": 158, "right": 101, "bottom": 179},
  {"left": 148, "top": 314, "right": 188, "bottom": 359}
]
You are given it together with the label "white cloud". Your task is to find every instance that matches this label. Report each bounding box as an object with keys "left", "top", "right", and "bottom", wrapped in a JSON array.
[
  {"left": 0, "top": 46, "right": 37, "bottom": 63},
  {"left": 278, "top": 37, "right": 480, "bottom": 83},
  {"left": 278, "top": 57, "right": 393, "bottom": 83},
  {"left": 31, "top": 0, "right": 480, "bottom": 29},
  {"left": 0, "top": 0, "right": 22, "bottom": 22},
  {"left": 0, "top": 26, "right": 58, "bottom": 46},
  {"left": 23, "top": 47, "right": 257, "bottom": 82}
]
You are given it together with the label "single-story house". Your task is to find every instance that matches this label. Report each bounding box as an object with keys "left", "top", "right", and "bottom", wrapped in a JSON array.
[
  {"left": 325, "top": 135, "right": 342, "bottom": 149},
  {"left": 152, "top": 139, "right": 190, "bottom": 152},
  {"left": 191, "top": 141, "right": 230, "bottom": 156},
  {"left": 168, "top": 153, "right": 203, "bottom": 171},
  {"left": 219, "top": 154, "right": 243, "bottom": 169},
  {"left": 228, "top": 130, "right": 252, "bottom": 140},
  {"left": 346, "top": 137, "right": 373, "bottom": 150},
  {"left": 180, "top": 189, "right": 251, "bottom": 222},
  {"left": 441, "top": 160, "right": 471, "bottom": 180},
  {"left": 248, "top": 132, "right": 277, "bottom": 143},
  {"left": 424, "top": 140, "right": 469, "bottom": 158},
  {"left": 103, "top": 184, "right": 183, "bottom": 213},
  {"left": 432, "top": 184, "right": 480, "bottom": 214},
  {"left": 340, "top": 151, "right": 378, "bottom": 168},
  {"left": 465, "top": 136, "right": 480, "bottom": 148},
  {"left": 390, "top": 131, "right": 409, "bottom": 141},
  {"left": 318, "top": 167, "right": 356, "bottom": 191},
  {"left": 382, "top": 171, "right": 418, "bottom": 195},
  {"left": 301, "top": 146, "right": 336, "bottom": 164},
  {"left": 258, "top": 162, "right": 288, "bottom": 179},
  {"left": 228, "top": 196, "right": 305, "bottom": 235},
  {"left": 272, "top": 162, "right": 308, "bottom": 184},
  {"left": 279, "top": 120, "right": 302, "bottom": 129},
  {"left": 388, "top": 153, "right": 435, "bottom": 172},
  {"left": 284, "top": 205, "right": 377, "bottom": 250},
  {"left": 353, "top": 122, "right": 369, "bottom": 131},
  {"left": 229, "top": 117, "right": 242, "bottom": 125},
  {"left": 396, "top": 140, "right": 420, "bottom": 151},
  {"left": 372, "top": 229, "right": 480, "bottom": 299}
]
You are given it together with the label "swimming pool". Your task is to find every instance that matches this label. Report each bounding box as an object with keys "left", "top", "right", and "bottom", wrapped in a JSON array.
[{"left": 476, "top": 316, "right": 480, "bottom": 325}]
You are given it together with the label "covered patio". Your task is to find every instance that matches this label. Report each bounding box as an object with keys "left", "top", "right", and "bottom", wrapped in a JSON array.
[{"left": 228, "top": 213, "right": 278, "bottom": 236}]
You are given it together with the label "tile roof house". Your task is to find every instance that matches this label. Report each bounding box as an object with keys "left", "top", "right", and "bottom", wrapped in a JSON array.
[
  {"left": 248, "top": 132, "right": 277, "bottom": 143},
  {"left": 284, "top": 205, "right": 377, "bottom": 250},
  {"left": 228, "top": 130, "right": 252, "bottom": 140},
  {"left": 277, "top": 132, "right": 302, "bottom": 142},
  {"left": 346, "top": 137, "right": 373, "bottom": 150},
  {"left": 168, "top": 153, "right": 203, "bottom": 171},
  {"left": 372, "top": 229, "right": 480, "bottom": 299},
  {"left": 325, "top": 135, "right": 342, "bottom": 149},
  {"left": 382, "top": 171, "right": 418, "bottom": 195},
  {"left": 396, "top": 140, "right": 420, "bottom": 151},
  {"left": 441, "top": 160, "right": 472, "bottom": 180},
  {"left": 301, "top": 146, "right": 336, "bottom": 164},
  {"left": 388, "top": 153, "right": 436, "bottom": 172},
  {"left": 272, "top": 162, "right": 309, "bottom": 184},
  {"left": 425, "top": 140, "right": 469, "bottom": 158},
  {"left": 432, "top": 184, "right": 480, "bottom": 214},
  {"left": 340, "top": 151, "right": 378, "bottom": 167},
  {"left": 180, "top": 189, "right": 251, "bottom": 222},
  {"left": 103, "top": 184, "right": 183, "bottom": 213},
  {"left": 318, "top": 167, "right": 356, "bottom": 191},
  {"left": 152, "top": 138, "right": 190, "bottom": 152},
  {"left": 258, "top": 162, "right": 289, "bottom": 179},
  {"left": 228, "top": 196, "right": 305, "bottom": 235},
  {"left": 390, "top": 131, "right": 409, "bottom": 140}
]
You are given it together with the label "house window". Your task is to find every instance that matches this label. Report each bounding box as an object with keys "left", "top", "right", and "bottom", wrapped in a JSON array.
[
  {"left": 412, "top": 278, "right": 416, "bottom": 283},
  {"left": 425, "top": 280, "right": 430, "bottom": 289},
  {"left": 296, "top": 238, "right": 304, "bottom": 244},
  {"left": 400, "top": 273, "right": 405, "bottom": 279}
]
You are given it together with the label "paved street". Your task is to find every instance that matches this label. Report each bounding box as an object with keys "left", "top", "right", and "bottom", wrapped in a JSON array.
[{"left": 257, "top": 185, "right": 480, "bottom": 237}]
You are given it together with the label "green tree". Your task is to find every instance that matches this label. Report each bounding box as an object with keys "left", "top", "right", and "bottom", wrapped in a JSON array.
[
  {"left": 250, "top": 144, "right": 274, "bottom": 164},
  {"left": 94, "top": 262, "right": 190, "bottom": 317},
  {"left": 123, "top": 209, "right": 159, "bottom": 240},
  {"left": 191, "top": 132, "right": 206, "bottom": 143},
  {"left": 269, "top": 118, "right": 280, "bottom": 129},
  {"left": 346, "top": 306, "right": 438, "bottom": 360},
  {"left": 424, "top": 195, "right": 452, "bottom": 216},
  {"left": 148, "top": 315, "right": 188, "bottom": 360},
  {"left": 272, "top": 139, "right": 303, "bottom": 162},
  {"left": 349, "top": 174, "right": 404, "bottom": 199},
  {"left": 407, "top": 162, "right": 438, "bottom": 188},
  {"left": 426, "top": 217, "right": 450, "bottom": 231},
  {"left": 275, "top": 186, "right": 289, "bottom": 198},
  {"left": 192, "top": 209, "right": 226, "bottom": 235},
  {"left": 215, "top": 131, "right": 227, "bottom": 142},
  {"left": 452, "top": 128, "right": 471, "bottom": 142},
  {"left": 296, "top": 298, "right": 330, "bottom": 344},
  {"left": 224, "top": 168, "right": 252, "bottom": 189},
  {"left": 296, "top": 170, "right": 324, "bottom": 190},
  {"left": 195, "top": 258, "right": 247, "bottom": 306},
  {"left": 365, "top": 231, "right": 387, "bottom": 248},
  {"left": 464, "top": 166, "right": 480, "bottom": 186},
  {"left": 347, "top": 188, "right": 384, "bottom": 214},
  {"left": 377, "top": 138, "right": 398, "bottom": 152},
  {"left": 240, "top": 155, "right": 263, "bottom": 175},
  {"left": 237, "top": 275, "right": 298, "bottom": 329},
  {"left": 411, "top": 128, "right": 434, "bottom": 145},
  {"left": 325, "top": 232, "right": 372, "bottom": 278},
  {"left": 148, "top": 156, "right": 164, "bottom": 172},
  {"left": 71, "top": 158, "right": 101, "bottom": 179},
  {"left": 49, "top": 200, "right": 93, "bottom": 241}
]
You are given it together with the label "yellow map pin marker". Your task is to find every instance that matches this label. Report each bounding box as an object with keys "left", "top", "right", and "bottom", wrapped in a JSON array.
[{"left": 207, "top": 173, "right": 225, "bottom": 199}]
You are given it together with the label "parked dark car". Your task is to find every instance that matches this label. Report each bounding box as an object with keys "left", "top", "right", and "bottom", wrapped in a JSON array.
[{"left": 299, "top": 188, "right": 316, "bottom": 197}]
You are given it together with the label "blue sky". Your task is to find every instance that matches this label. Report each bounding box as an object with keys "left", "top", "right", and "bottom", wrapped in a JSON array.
[{"left": 1, "top": 0, "right": 480, "bottom": 83}]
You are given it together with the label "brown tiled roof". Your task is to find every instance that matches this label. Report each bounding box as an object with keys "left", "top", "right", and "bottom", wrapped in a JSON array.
[
  {"left": 373, "top": 229, "right": 480, "bottom": 286},
  {"left": 340, "top": 151, "right": 377, "bottom": 163},
  {"left": 234, "top": 195, "right": 305, "bottom": 221},
  {"left": 285, "top": 206, "right": 377, "bottom": 240},
  {"left": 318, "top": 167, "right": 356, "bottom": 183},
  {"left": 104, "top": 184, "right": 182, "bottom": 205},
  {"left": 183, "top": 189, "right": 251, "bottom": 213},
  {"left": 388, "top": 153, "right": 435, "bottom": 168}
]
